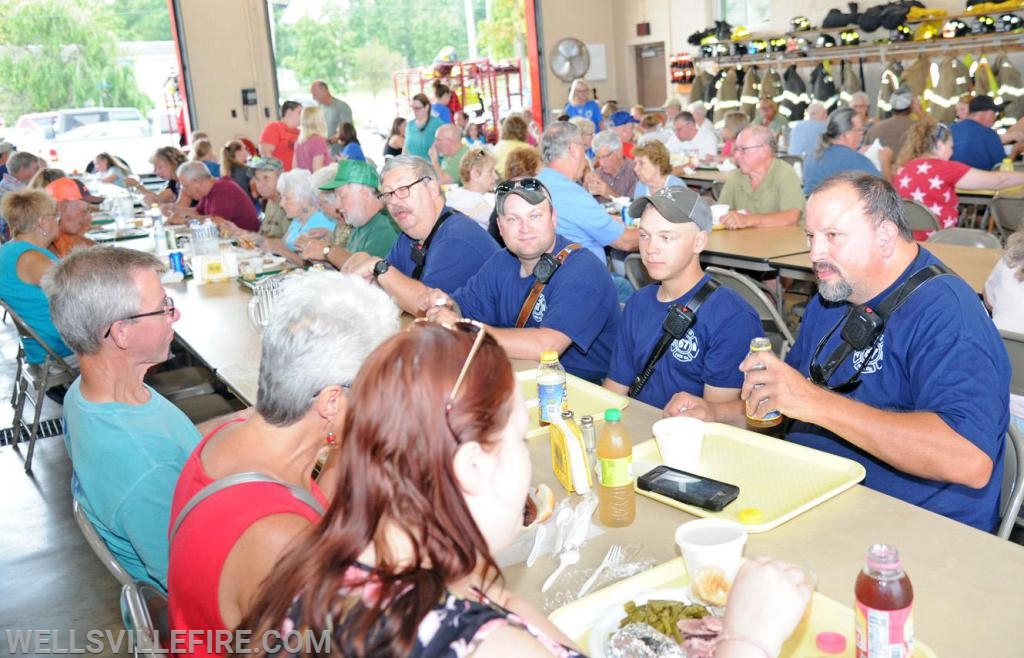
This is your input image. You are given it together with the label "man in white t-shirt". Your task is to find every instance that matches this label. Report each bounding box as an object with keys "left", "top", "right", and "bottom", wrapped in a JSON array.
[{"left": 668, "top": 111, "right": 717, "bottom": 161}]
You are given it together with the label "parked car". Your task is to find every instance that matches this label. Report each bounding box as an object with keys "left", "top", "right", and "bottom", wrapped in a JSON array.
[{"left": 11, "top": 108, "right": 175, "bottom": 175}]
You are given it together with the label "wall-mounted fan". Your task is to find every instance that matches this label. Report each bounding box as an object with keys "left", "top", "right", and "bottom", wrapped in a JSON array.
[{"left": 549, "top": 37, "right": 590, "bottom": 82}]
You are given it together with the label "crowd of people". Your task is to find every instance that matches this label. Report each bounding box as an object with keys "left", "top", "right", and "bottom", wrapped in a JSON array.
[{"left": 0, "top": 72, "right": 1022, "bottom": 658}]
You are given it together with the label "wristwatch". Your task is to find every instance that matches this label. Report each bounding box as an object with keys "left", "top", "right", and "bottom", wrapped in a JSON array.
[
  {"left": 372, "top": 259, "right": 391, "bottom": 280},
  {"left": 321, "top": 244, "right": 332, "bottom": 259}
]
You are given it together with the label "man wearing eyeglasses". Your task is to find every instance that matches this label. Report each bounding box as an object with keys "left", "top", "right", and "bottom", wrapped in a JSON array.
[
  {"left": 585, "top": 130, "right": 638, "bottom": 200},
  {"left": 667, "top": 172, "right": 1010, "bottom": 531},
  {"left": 717, "top": 125, "right": 804, "bottom": 230},
  {"left": 422, "top": 177, "right": 620, "bottom": 383},
  {"left": 43, "top": 246, "right": 233, "bottom": 591},
  {"left": 343, "top": 155, "right": 498, "bottom": 313},
  {"left": 668, "top": 111, "right": 717, "bottom": 160}
]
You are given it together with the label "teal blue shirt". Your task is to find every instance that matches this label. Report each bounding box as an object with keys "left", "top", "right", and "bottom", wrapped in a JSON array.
[
  {"left": 0, "top": 241, "right": 73, "bottom": 364},
  {"left": 64, "top": 379, "right": 202, "bottom": 591},
  {"left": 404, "top": 116, "right": 443, "bottom": 159}
]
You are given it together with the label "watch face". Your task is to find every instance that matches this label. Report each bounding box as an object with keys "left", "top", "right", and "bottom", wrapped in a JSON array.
[{"left": 373, "top": 260, "right": 390, "bottom": 278}]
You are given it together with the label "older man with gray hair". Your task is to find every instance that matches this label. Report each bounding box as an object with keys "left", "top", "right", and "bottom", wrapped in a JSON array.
[
  {"left": 788, "top": 101, "right": 828, "bottom": 159},
  {"left": 717, "top": 125, "right": 804, "bottom": 229},
  {"left": 168, "top": 161, "right": 260, "bottom": 232},
  {"left": 428, "top": 123, "right": 469, "bottom": 185},
  {"left": 342, "top": 155, "right": 497, "bottom": 313},
  {"left": 44, "top": 246, "right": 224, "bottom": 591},
  {"left": 586, "top": 130, "right": 638, "bottom": 199}
]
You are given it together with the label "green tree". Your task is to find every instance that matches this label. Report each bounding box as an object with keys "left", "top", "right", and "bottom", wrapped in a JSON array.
[
  {"left": 103, "top": 0, "right": 173, "bottom": 42},
  {"left": 0, "top": 0, "right": 152, "bottom": 118},
  {"left": 477, "top": 0, "right": 525, "bottom": 61},
  {"left": 351, "top": 41, "right": 408, "bottom": 100},
  {"left": 275, "top": 3, "right": 354, "bottom": 91}
]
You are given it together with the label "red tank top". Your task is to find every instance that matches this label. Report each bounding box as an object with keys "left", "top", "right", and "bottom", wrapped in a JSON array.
[{"left": 166, "top": 420, "right": 327, "bottom": 657}]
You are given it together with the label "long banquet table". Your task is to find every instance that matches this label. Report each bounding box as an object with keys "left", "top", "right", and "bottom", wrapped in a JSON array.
[{"left": 106, "top": 235, "right": 1024, "bottom": 657}]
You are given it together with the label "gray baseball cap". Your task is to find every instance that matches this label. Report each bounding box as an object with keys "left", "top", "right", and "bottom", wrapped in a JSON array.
[
  {"left": 628, "top": 185, "right": 712, "bottom": 232},
  {"left": 246, "top": 156, "right": 284, "bottom": 174}
]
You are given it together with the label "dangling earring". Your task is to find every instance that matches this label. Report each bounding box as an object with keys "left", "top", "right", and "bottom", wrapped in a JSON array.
[{"left": 326, "top": 431, "right": 337, "bottom": 446}]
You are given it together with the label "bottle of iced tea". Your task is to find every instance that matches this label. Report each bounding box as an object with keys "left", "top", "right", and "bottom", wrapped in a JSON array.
[
  {"left": 854, "top": 543, "right": 914, "bottom": 658},
  {"left": 597, "top": 408, "right": 635, "bottom": 527}
]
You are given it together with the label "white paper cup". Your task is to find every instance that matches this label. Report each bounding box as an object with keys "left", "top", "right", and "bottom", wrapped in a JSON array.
[
  {"left": 710, "top": 204, "right": 729, "bottom": 226},
  {"left": 675, "top": 518, "right": 748, "bottom": 582},
  {"left": 652, "top": 417, "right": 704, "bottom": 471}
]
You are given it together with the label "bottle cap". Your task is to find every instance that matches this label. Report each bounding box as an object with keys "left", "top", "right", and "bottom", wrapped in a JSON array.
[
  {"left": 604, "top": 408, "right": 622, "bottom": 422},
  {"left": 561, "top": 410, "right": 574, "bottom": 420},
  {"left": 737, "top": 508, "right": 764, "bottom": 525},
  {"left": 815, "top": 632, "right": 846, "bottom": 654},
  {"left": 540, "top": 350, "right": 559, "bottom": 363}
]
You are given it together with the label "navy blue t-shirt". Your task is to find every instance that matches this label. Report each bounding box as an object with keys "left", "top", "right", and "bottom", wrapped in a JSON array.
[
  {"left": 387, "top": 208, "right": 499, "bottom": 295},
  {"left": 785, "top": 247, "right": 1010, "bottom": 531},
  {"left": 453, "top": 235, "right": 620, "bottom": 383},
  {"left": 951, "top": 118, "right": 1005, "bottom": 171},
  {"left": 607, "top": 274, "right": 762, "bottom": 409}
]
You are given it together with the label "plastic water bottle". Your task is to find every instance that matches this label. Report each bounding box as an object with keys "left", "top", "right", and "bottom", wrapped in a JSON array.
[
  {"left": 597, "top": 408, "right": 635, "bottom": 527},
  {"left": 855, "top": 544, "right": 914, "bottom": 658},
  {"left": 149, "top": 205, "right": 165, "bottom": 253},
  {"left": 537, "top": 350, "right": 567, "bottom": 426}
]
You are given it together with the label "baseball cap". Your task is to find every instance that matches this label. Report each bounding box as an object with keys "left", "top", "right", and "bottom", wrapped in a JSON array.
[
  {"left": 74, "top": 179, "right": 105, "bottom": 204},
  {"left": 968, "top": 95, "right": 1000, "bottom": 113},
  {"left": 319, "top": 159, "right": 379, "bottom": 191},
  {"left": 889, "top": 85, "right": 913, "bottom": 111},
  {"left": 46, "top": 177, "right": 83, "bottom": 202},
  {"left": 662, "top": 97, "right": 682, "bottom": 110},
  {"left": 610, "top": 111, "right": 640, "bottom": 127},
  {"left": 494, "top": 177, "right": 552, "bottom": 214},
  {"left": 628, "top": 185, "right": 712, "bottom": 232},
  {"left": 0, "top": 141, "right": 15, "bottom": 155},
  {"left": 245, "top": 156, "right": 284, "bottom": 175}
]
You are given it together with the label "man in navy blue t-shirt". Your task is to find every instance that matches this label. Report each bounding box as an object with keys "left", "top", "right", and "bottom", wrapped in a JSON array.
[
  {"left": 950, "top": 95, "right": 1006, "bottom": 171},
  {"left": 668, "top": 171, "right": 1010, "bottom": 531},
  {"left": 423, "top": 177, "right": 620, "bottom": 383},
  {"left": 604, "top": 186, "right": 761, "bottom": 410},
  {"left": 343, "top": 155, "right": 498, "bottom": 313}
]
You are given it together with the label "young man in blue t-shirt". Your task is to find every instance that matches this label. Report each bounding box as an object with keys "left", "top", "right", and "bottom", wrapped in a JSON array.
[
  {"left": 668, "top": 172, "right": 1010, "bottom": 531},
  {"left": 422, "top": 177, "right": 620, "bottom": 382},
  {"left": 603, "top": 186, "right": 761, "bottom": 410}
]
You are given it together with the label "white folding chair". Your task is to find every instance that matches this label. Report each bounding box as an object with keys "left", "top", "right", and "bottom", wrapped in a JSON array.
[
  {"left": 0, "top": 299, "right": 79, "bottom": 473},
  {"left": 706, "top": 266, "right": 795, "bottom": 359}
]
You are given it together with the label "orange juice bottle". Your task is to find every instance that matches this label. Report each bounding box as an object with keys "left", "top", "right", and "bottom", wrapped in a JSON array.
[{"left": 597, "top": 408, "right": 635, "bottom": 527}]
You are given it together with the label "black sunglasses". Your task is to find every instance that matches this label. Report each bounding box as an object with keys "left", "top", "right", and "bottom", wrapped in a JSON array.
[{"left": 807, "top": 314, "right": 879, "bottom": 393}]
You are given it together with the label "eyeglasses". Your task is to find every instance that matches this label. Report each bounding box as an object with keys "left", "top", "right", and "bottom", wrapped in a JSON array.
[
  {"left": 445, "top": 319, "right": 487, "bottom": 417},
  {"left": 807, "top": 313, "right": 879, "bottom": 393},
  {"left": 733, "top": 143, "right": 768, "bottom": 154},
  {"left": 104, "top": 295, "right": 175, "bottom": 338},
  {"left": 411, "top": 103, "right": 427, "bottom": 111},
  {"left": 377, "top": 176, "right": 429, "bottom": 202}
]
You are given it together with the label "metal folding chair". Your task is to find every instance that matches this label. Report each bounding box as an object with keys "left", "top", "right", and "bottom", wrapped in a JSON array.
[
  {"left": 706, "top": 266, "right": 795, "bottom": 359},
  {"left": 0, "top": 299, "right": 79, "bottom": 473},
  {"left": 623, "top": 253, "right": 653, "bottom": 290},
  {"left": 989, "top": 193, "right": 1024, "bottom": 243},
  {"left": 901, "top": 198, "right": 940, "bottom": 235},
  {"left": 121, "top": 581, "right": 169, "bottom": 656},
  {"left": 997, "top": 329, "right": 1024, "bottom": 540},
  {"left": 926, "top": 227, "right": 1003, "bottom": 249}
]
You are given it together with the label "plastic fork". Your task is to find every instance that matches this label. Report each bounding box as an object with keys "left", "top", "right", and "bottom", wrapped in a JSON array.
[
  {"left": 541, "top": 540, "right": 581, "bottom": 593},
  {"left": 576, "top": 544, "right": 625, "bottom": 597}
]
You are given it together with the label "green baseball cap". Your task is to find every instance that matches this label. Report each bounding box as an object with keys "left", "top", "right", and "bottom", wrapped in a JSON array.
[{"left": 319, "top": 160, "right": 379, "bottom": 191}]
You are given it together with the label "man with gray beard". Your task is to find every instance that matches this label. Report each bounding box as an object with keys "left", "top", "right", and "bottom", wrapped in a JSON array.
[{"left": 665, "top": 172, "right": 1010, "bottom": 532}]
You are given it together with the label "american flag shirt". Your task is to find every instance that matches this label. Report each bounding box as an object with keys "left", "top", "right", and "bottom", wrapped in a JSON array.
[{"left": 893, "top": 157, "right": 970, "bottom": 230}]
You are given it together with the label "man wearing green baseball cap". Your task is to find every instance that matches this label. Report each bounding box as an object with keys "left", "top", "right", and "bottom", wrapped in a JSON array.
[{"left": 301, "top": 160, "right": 399, "bottom": 268}]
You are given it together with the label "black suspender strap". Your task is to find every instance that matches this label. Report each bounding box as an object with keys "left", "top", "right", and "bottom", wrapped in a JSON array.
[
  {"left": 629, "top": 279, "right": 720, "bottom": 399},
  {"left": 410, "top": 208, "right": 454, "bottom": 281}
]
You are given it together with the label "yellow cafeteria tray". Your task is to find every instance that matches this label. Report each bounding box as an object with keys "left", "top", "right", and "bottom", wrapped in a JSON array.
[
  {"left": 549, "top": 557, "right": 936, "bottom": 658},
  {"left": 632, "top": 423, "right": 865, "bottom": 532},
  {"left": 516, "top": 369, "right": 628, "bottom": 440}
]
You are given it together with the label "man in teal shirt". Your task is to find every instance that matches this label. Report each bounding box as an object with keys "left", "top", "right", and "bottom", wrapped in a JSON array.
[
  {"left": 45, "top": 246, "right": 216, "bottom": 592},
  {"left": 302, "top": 160, "right": 400, "bottom": 267}
]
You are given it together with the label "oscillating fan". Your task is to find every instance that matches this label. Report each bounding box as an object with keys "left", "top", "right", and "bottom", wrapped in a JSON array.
[{"left": 549, "top": 37, "right": 590, "bottom": 82}]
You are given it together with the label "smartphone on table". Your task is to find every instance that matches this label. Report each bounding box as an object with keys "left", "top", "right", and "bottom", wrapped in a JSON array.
[{"left": 636, "top": 465, "right": 740, "bottom": 512}]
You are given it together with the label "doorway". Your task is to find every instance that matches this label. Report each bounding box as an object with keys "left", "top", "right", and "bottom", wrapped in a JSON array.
[{"left": 635, "top": 43, "right": 666, "bottom": 109}]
